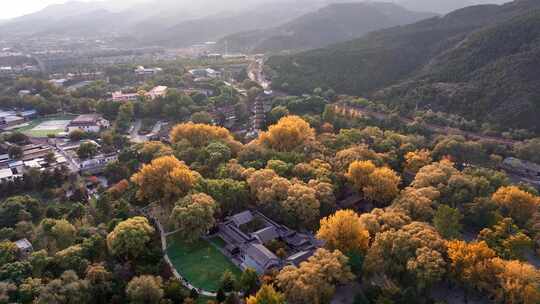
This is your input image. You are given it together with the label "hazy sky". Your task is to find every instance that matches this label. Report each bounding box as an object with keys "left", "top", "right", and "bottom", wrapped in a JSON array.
[{"left": 0, "top": 0, "right": 98, "bottom": 19}]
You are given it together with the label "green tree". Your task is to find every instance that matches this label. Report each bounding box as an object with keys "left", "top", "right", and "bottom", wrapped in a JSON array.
[
  {"left": 116, "top": 102, "right": 134, "bottom": 133},
  {"left": 77, "top": 142, "right": 98, "bottom": 160},
  {"left": 36, "top": 271, "right": 89, "bottom": 304},
  {"left": 170, "top": 193, "right": 218, "bottom": 243},
  {"left": 433, "top": 205, "right": 463, "bottom": 239},
  {"left": 0, "top": 241, "right": 18, "bottom": 267},
  {"left": 106, "top": 217, "right": 155, "bottom": 260},
  {"left": 195, "top": 179, "right": 249, "bottom": 216},
  {"left": 126, "top": 275, "right": 164, "bottom": 304},
  {"left": 7, "top": 145, "right": 23, "bottom": 160},
  {"left": 239, "top": 268, "right": 260, "bottom": 294},
  {"left": 219, "top": 270, "right": 237, "bottom": 293},
  {"left": 478, "top": 218, "right": 533, "bottom": 260}
]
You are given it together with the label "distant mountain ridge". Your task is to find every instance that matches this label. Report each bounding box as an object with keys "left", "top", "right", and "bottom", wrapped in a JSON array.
[
  {"left": 218, "top": 2, "right": 436, "bottom": 53},
  {"left": 393, "top": 0, "right": 510, "bottom": 14},
  {"left": 267, "top": 0, "right": 540, "bottom": 131}
]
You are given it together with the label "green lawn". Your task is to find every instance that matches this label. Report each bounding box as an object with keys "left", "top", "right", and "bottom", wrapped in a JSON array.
[
  {"left": 13, "top": 114, "right": 76, "bottom": 138},
  {"left": 166, "top": 234, "right": 241, "bottom": 292}
]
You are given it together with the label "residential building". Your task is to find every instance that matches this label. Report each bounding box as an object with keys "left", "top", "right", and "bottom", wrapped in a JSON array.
[
  {"left": 146, "top": 86, "right": 168, "bottom": 99},
  {"left": 188, "top": 68, "right": 221, "bottom": 79},
  {"left": 112, "top": 91, "right": 139, "bottom": 102},
  {"left": 0, "top": 168, "right": 20, "bottom": 183},
  {"left": 0, "top": 115, "right": 25, "bottom": 129},
  {"left": 112, "top": 86, "right": 167, "bottom": 101},
  {"left": 78, "top": 153, "right": 118, "bottom": 174},
  {"left": 67, "top": 114, "right": 110, "bottom": 133},
  {"left": 49, "top": 78, "right": 68, "bottom": 87},
  {"left": 135, "top": 66, "right": 163, "bottom": 77}
]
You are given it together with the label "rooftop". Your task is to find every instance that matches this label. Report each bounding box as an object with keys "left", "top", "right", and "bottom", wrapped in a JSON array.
[
  {"left": 70, "top": 114, "right": 102, "bottom": 124},
  {"left": 14, "top": 238, "right": 32, "bottom": 250},
  {"left": 0, "top": 168, "right": 14, "bottom": 179}
]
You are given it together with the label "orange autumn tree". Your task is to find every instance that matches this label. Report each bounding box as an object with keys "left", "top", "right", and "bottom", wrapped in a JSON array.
[
  {"left": 317, "top": 210, "right": 369, "bottom": 255},
  {"left": 446, "top": 240, "right": 496, "bottom": 293},
  {"left": 130, "top": 155, "right": 200, "bottom": 205},
  {"left": 258, "top": 116, "right": 315, "bottom": 152},
  {"left": 492, "top": 186, "right": 539, "bottom": 226},
  {"left": 169, "top": 122, "right": 242, "bottom": 153}
]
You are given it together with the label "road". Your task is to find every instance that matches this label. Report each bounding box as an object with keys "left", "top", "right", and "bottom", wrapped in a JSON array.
[
  {"left": 248, "top": 57, "right": 270, "bottom": 90},
  {"left": 129, "top": 119, "right": 147, "bottom": 143},
  {"left": 129, "top": 119, "right": 164, "bottom": 143}
]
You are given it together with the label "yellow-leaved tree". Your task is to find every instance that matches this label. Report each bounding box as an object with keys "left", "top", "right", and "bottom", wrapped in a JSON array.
[
  {"left": 276, "top": 248, "right": 354, "bottom": 304},
  {"left": 169, "top": 122, "right": 242, "bottom": 153},
  {"left": 346, "top": 160, "right": 401, "bottom": 205},
  {"left": 317, "top": 210, "right": 369, "bottom": 255},
  {"left": 130, "top": 155, "right": 200, "bottom": 205},
  {"left": 245, "top": 285, "right": 286, "bottom": 304},
  {"left": 258, "top": 116, "right": 315, "bottom": 152}
]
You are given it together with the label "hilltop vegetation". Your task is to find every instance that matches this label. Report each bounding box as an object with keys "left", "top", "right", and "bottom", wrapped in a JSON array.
[{"left": 267, "top": 0, "right": 540, "bottom": 131}]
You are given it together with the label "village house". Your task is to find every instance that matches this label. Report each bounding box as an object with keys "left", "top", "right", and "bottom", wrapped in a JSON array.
[{"left": 67, "top": 114, "right": 110, "bottom": 133}]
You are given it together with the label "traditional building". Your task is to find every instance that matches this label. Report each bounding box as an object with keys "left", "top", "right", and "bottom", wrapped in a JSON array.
[
  {"left": 217, "top": 210, "right": 319, "bottom": 274},
  {"left": 67, "top": 114, "right": 110, "bottom": 133}
]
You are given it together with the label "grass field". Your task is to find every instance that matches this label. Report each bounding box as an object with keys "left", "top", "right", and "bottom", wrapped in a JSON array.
[
  {"left": 166, "top": 234, "right": 241, "bottom": 292},
  {"left": 11, "top": 114, "right": 76, "bottom": 137}
]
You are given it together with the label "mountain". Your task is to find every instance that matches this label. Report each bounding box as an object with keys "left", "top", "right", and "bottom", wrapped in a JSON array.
[
  {"left": 139, "top": 2, "right": 314, "bottom": 47},
  {"left": 267, "top": 0, "right": 540, "bottom": 131},
  {"left": 218, "top": 2, "right": 436, "bottom": 53},
  {"left": 0, "top": 0, "right": 346, "bottom": 45},
  {"left": 394, "top": 0, "right": 511, "bottom": 14},
  {"left": 138, "top": 0, "right": 386, "bottom": 47}
]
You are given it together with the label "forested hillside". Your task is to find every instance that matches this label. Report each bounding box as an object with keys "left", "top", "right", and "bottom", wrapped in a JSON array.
[
  {"left": 267, "top": 0, "right": 540, "bottom": 131},
  {"left": 219, "top": 2, "right": 435, "bottom": 53}
]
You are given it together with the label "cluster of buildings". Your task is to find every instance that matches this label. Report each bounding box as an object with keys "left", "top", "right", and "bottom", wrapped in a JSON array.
[
  {"left": 111, "top": 85, "right": 168, "bottom": 102},
  {"left": 0, "top": 65, "right": 40, "bottom": 77},
  {"left": 188, "top": 68, "right": 222, "bottom": 82},
  {"left": 216, "top": 210, "right": 320, "bottom": 274},
  {"left": 0, "top": 144, "right": 67, "bottom": 183},
  {"left": 57, "top": 140, "right": 117, "bottom": 175},
  {"left": 0, "top": 109, "right": 37, "bottom": 130},
  {"left": 49, "top": 71, "right": 105, "bottom": 87}
]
